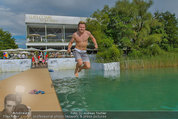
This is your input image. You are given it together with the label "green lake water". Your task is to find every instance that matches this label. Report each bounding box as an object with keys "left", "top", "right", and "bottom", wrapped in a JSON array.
[
  {"left": 0, "top": 72, "right": 21, "bottom": 80},
  {"left": 1, "top": 68, "right": 177, "bottom": 112},
  {"left": 52, "top": 68, "right": 178, "bottom": 112},
  {"left": 0, "top": 68, "right": 178, "bottom": 118}
]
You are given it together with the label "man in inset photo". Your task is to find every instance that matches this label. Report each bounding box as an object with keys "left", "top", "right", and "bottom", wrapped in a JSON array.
[{"left": 1, "top": 94, "right": 22, "bottom": 119}]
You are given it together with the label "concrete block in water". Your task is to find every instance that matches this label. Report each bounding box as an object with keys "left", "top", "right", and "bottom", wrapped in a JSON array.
[
  {"left": 48, "top": 58, "right": 76, "bottom": 70},
  {"left": 0, "top": 59, "right": 31, "bottom": 72},
  {"left": 91, "top": 62, "right": 120, "bottom": 71}
]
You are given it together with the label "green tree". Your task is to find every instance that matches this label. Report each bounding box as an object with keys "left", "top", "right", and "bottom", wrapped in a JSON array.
[
  {"left": 91, "top": 5, "right": 111, "bottom": 33},
  {"left": 107, "top": 0, "right": 135, "bottom": 52},
  {"left": 87, "top": 0, "right": 178, "bottom": 60},
  {"left": 86, "top": 18, "right": 121, "bottom": 61},
  {"left": 106, "top": 0, "right": 164, "bottom": 56},
  {"left": 0, "top": 28, "right": 18, "bottom": 50},
  {"left": 154, "top": 11, "right": 178, "bottom": 48}
]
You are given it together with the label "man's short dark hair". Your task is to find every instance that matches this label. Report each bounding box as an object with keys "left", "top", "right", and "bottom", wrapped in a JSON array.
[
  {"left": 4, "top": 94, "right": 22, "bottom": 105},
  {"left": 4, "top": 94, "right": 16, "bottom": 104},
  {"left": 78, "top": 21, "right": 86, "bottom": 27}
]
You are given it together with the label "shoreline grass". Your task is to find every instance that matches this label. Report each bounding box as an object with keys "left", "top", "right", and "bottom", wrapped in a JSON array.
[
  {"left": 96, "top": 52, "right": 178, "bottom": 71},
  {"left": 121, "top": 53, "right": 178, "bottom": 70}
]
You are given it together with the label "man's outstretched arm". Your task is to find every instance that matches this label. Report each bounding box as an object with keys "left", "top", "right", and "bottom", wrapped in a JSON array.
[
  {"left": 67, "top": 35, "right": 75, "bottom": 53},
  {"left": 90, "top": 33, "right": 98, "bottom": 49}
]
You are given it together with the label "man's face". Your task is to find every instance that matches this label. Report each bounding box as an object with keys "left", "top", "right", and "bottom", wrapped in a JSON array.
[
  {"left": 78, "top": 24, "right": 86, "bottom": 33},
  {"left": 5, "top": 101, "right": 16, "bottom": 114}
]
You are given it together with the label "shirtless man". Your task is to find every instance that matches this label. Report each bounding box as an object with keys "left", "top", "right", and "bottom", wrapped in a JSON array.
[{"left": 67, "top": 21, "right": 98, "bottom": 77}]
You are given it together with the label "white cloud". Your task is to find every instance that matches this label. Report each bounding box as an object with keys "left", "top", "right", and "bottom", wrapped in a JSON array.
[
  {"left": 0, "top": 0, "right": 177, "bottom": 36},
  {"left": 150, "top": 0, "right": 178, "bottom": 17},
  {"left": 0, "top": 0, "right": 117, "bottom": 36},
  {"left": 0, "top": 6, "right": 25, "bottom": 35}
]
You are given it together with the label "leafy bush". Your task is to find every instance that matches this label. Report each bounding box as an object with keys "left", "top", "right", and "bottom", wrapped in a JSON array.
[
  {"left": 171, "top": 48, "right": 178, "bottom": 53},
  {"left": 143, "top": 44, "right": 163, "bottom": 56},
  {"left": 173, "top": 44, "right": 178, "bottom": 48},
  {"left": 161, "top": 44, "right": 173, "bottom": 51},
  {"left": 97, "top": 45, "right": 121, "bottom": 61},
  {"left": 0, "top": 51, "right": 3, "bottom": 59},
  {"left": 128, "top": 49, "right": 142, "bottom": 58}
]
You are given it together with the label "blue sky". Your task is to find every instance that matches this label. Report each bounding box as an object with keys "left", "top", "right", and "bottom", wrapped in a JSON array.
[{"left": 0, "top": 0, "right": 177, "bottom": 48}]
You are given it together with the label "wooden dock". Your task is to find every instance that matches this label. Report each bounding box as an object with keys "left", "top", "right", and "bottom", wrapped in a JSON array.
[{"left": 0, "top": 68, "right": 62, "bottom": 111}]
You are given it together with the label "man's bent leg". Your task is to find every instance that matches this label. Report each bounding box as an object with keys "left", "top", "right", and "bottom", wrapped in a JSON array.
[
  {"left": 78, "top": 62, "right": 90, "bottom": 72},
  {"left": 75, "top": 59, "right": 83, "bottom": 77}
]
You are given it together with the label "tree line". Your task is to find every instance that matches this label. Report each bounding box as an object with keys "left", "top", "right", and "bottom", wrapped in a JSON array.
[
  {"left": 0, "top": 28, "right": 17, "bottom": 50},
  {"left": 0, "top": 0, "right": 178, "bottom": 61},
  {"left": 86, "top": 0, "right": 178, "bottom": 61},
  {"left": 0, "top": 28, "right": 17, "bottom": 58}
]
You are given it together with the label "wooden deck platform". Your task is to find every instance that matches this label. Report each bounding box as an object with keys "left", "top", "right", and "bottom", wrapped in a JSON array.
[{"left": 0, "top": 68, "right": 62, "bottom": 111}]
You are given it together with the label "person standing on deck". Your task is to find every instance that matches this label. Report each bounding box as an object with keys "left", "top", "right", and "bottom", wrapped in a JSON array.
[{"left": 67, "top": 21, "right": 98, "bottom": 77}]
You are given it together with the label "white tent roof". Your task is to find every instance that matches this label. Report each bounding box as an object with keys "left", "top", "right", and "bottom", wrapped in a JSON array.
[
  {"left": 59, "top": 49, "right": 67, "bottom": 52},
  {"left": 43, "top": 48, "right": 58, "bottom": 51},
  {"left": 14, "top": 48, "right": 25, "bottom": 51},
  {"left": 26, "top": 47, "right": 39, "bottom": 51}
]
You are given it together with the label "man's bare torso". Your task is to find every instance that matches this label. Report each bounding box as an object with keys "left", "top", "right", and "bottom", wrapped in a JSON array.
[{"left": 73, "top": 30, "right": 91, "bottom": 50}]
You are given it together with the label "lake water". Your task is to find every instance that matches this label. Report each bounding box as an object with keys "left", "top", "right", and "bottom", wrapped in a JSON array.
[
  {"left": 1, "top": 67, "right": 178, "bottom": 114},
  {"left": 51, "top": 68, "right": 178, "bottom": 112},
  {"left": 0, "top": 72, "right": 21, "bottom": 80}
]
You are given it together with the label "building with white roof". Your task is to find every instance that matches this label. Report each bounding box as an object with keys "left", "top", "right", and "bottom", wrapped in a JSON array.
[{"left": 25, "top": 14, "right": 88, "bottom": 50}]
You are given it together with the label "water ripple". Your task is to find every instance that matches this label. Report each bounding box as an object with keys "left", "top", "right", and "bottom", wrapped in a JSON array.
[{"left": 53, "top": 77, "right": 90, "bottom": 111}]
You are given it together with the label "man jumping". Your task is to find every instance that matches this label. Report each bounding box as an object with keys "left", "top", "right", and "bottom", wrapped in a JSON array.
[{"left": 67, "top": 21, "right": 98, "bottom": 77}]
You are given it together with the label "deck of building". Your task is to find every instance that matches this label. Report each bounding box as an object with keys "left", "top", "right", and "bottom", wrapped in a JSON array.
[{"left": 0, "top": 68, "right": 62, "bottom": 111}]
